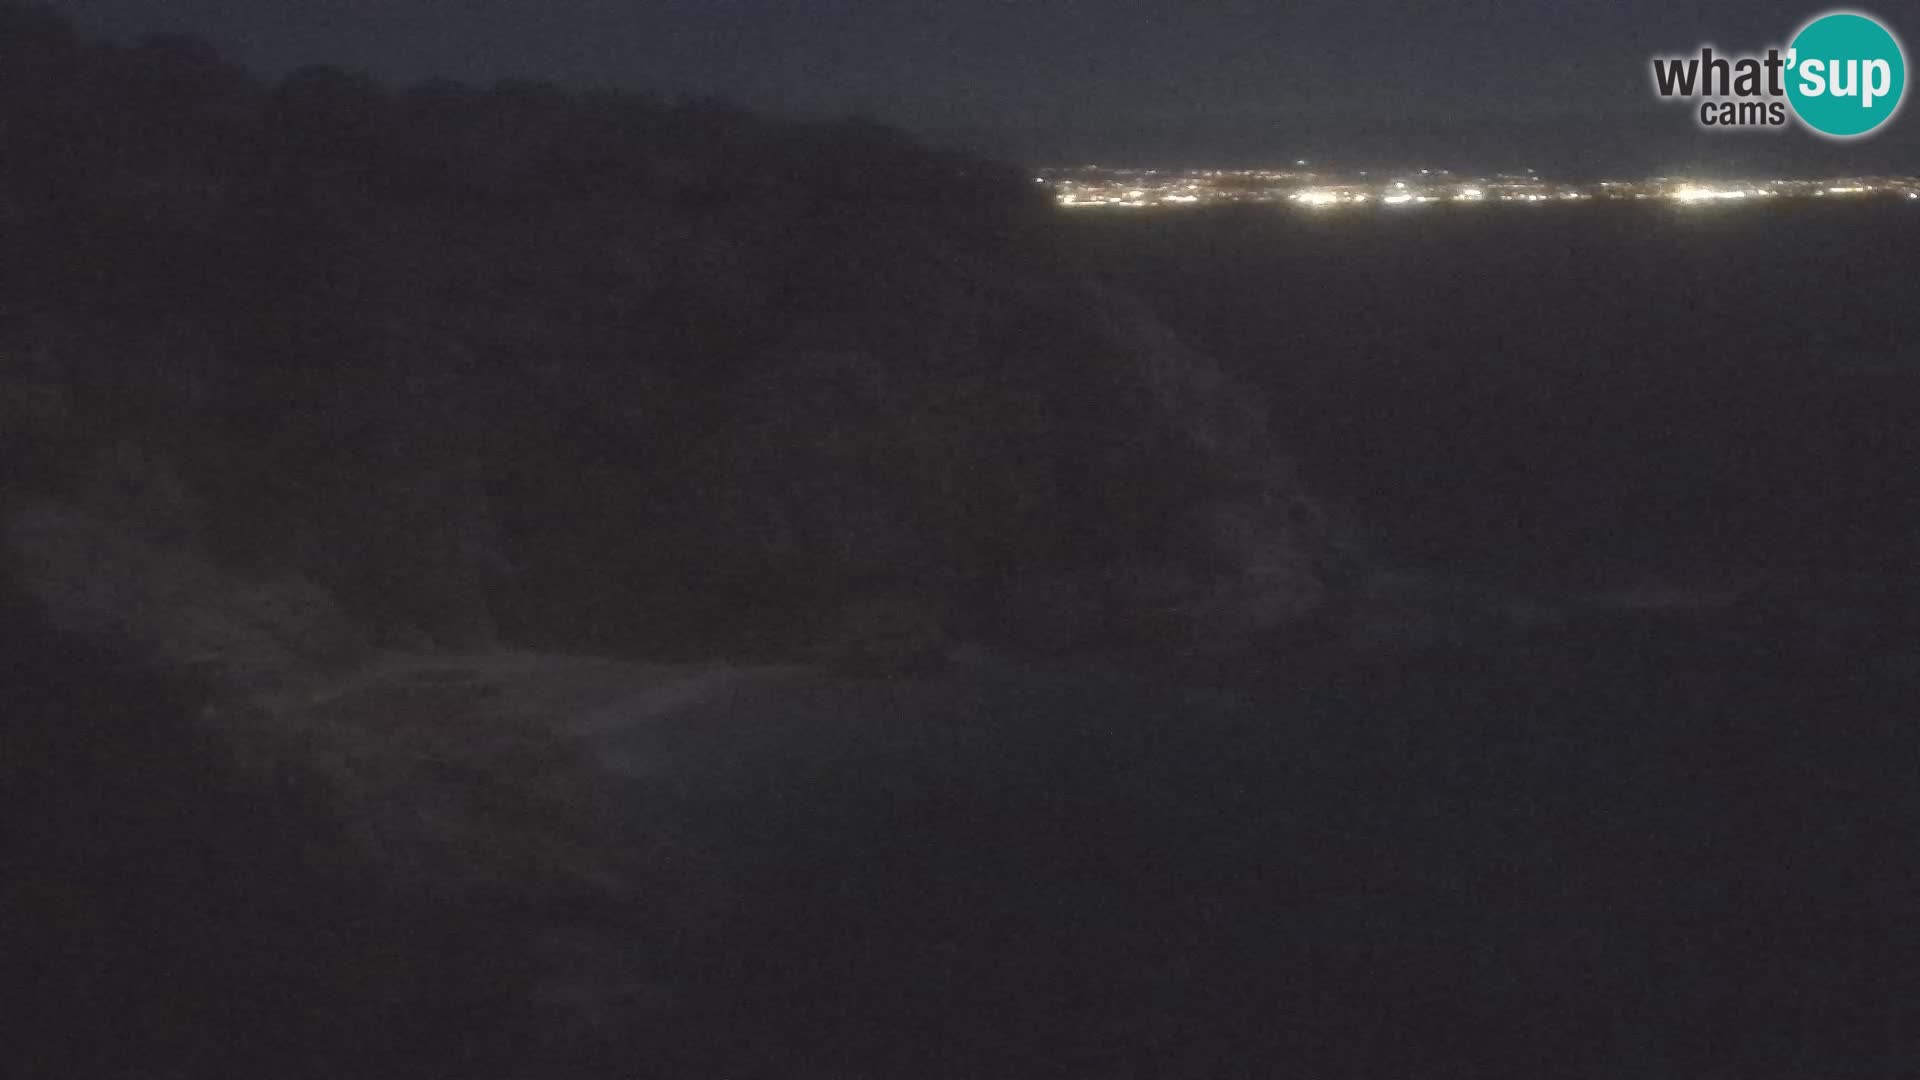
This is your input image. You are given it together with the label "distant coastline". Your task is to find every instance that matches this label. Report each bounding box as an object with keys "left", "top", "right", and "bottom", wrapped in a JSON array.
[{"left": 1041, "top": 165, "right": 1920, "bottom": 209}]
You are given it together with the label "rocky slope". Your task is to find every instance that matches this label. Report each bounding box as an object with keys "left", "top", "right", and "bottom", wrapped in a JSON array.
[
  {"left": 1, "top": 12, "right": 1359, "bottom": 1064},
  {"left": 2, "top": 4, "right": 1357, "bottom": 676}
]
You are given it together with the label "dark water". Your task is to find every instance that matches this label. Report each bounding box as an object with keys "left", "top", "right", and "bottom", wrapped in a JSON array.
[
  {"left": 580, "top": 204, "right": 1920, "bottom": 1076},
  {"left": 616, "top": 614, "right": 1920, "bottom": 1077},
  {"left": 1069, "top": 200, "right": 1920, "bottom": 593}
]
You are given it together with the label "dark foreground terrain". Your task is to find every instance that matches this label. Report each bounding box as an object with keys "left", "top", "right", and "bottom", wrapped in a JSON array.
[{"left": 19, "top": 570, "right": 1916, "bottom": 1078}]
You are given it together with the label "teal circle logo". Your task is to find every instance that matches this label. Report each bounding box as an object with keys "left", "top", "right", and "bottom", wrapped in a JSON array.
[{"left": 1786, "top": 11, "right": 1907, "bottom": 138}]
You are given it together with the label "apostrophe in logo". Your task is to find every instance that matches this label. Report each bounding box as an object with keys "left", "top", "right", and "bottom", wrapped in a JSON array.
[
  {"left": 1785, "top": 11, "right": 1906, "bottom": 138},
  {"left": 1649, "top": 9, "right": 1907, "bottom": 139}
]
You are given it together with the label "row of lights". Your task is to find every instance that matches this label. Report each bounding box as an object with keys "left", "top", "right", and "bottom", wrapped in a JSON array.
[
  {"left": 1293, "top": 184, "right": 1918, "bottom": 208},
  {"left": 1292, "top": 186, "right": 1580, "bottom": 207},
  {"left": 1052, "top": 177, "right": 1920, "bottom": 209}
]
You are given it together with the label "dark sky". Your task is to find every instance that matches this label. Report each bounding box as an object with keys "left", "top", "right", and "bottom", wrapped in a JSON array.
[{"left": 43, "top": 1, "right": 1920, "bottom": 174}]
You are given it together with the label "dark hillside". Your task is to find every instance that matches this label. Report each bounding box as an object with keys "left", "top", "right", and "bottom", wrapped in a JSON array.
[{"left": 2, "top": 3, "right": 1352, "bottom": 667}]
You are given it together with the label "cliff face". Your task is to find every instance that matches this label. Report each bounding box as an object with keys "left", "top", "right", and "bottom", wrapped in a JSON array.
[{"left": 1, "top": 6, "right": 1358, "bottom": 672}]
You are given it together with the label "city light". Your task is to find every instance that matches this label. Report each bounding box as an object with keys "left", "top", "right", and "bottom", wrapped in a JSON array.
[
  {"left": 1670, "top": 186, "right": 1757, "bottom": 203},
  {"left": 1040, "top": 167, "right": 1920, "bottom": 212}
]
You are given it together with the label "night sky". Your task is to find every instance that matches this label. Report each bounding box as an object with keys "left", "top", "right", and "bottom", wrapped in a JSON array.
[{"left": 43, "top": 1, "right": 1920, "bottom": 174}]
